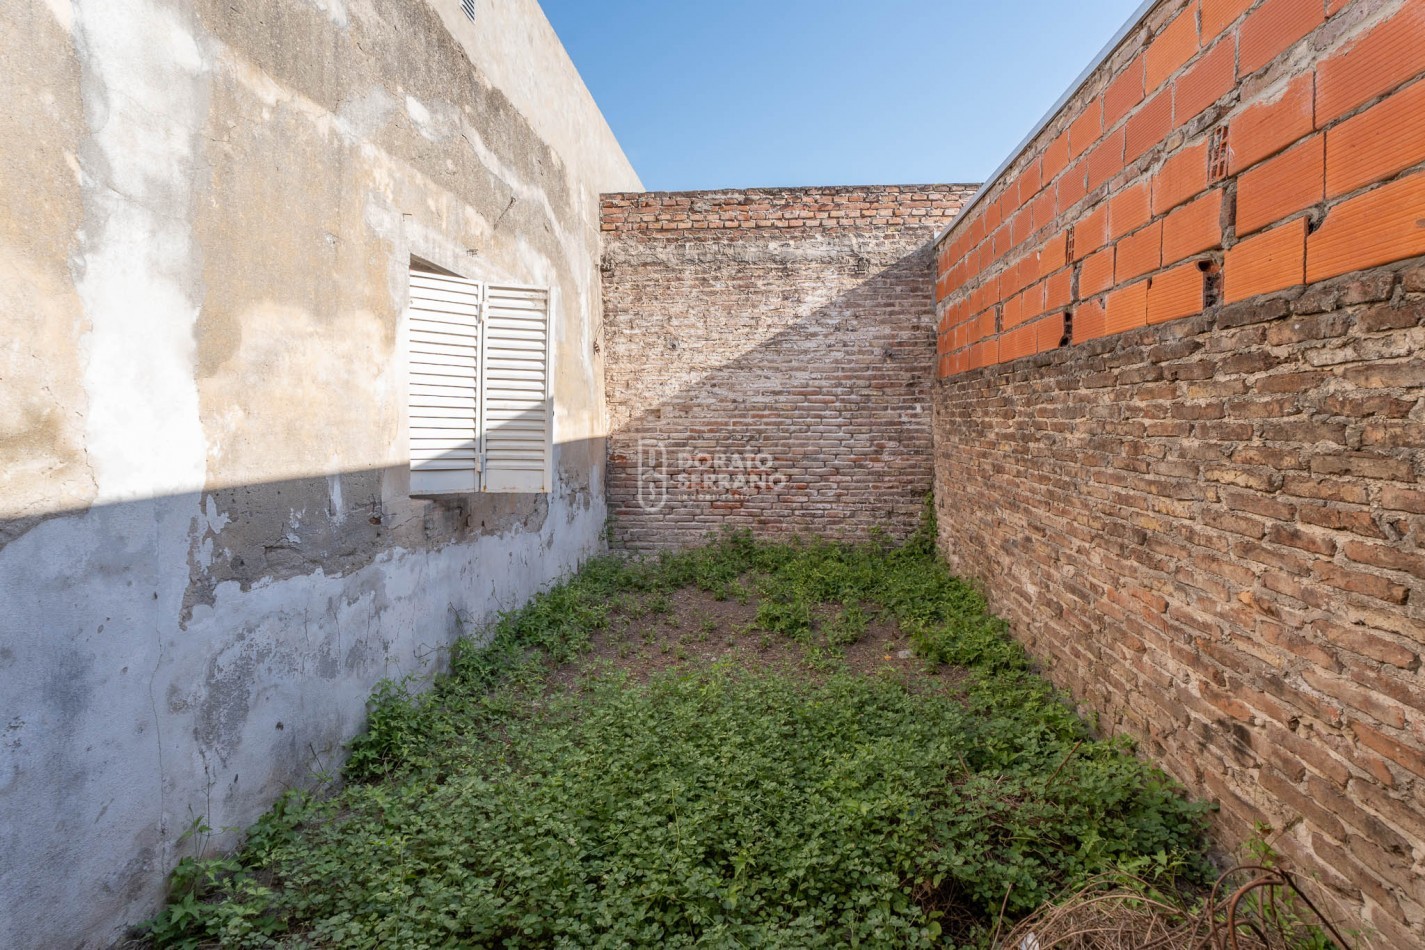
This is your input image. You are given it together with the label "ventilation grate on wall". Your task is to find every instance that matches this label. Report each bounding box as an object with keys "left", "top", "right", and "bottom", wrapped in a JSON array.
[
  {"left": 461, "top": 0, "right": 475, "bottom": 21},
  {"left": 1208, "top": 126, "right": 1229, "bottom": 183}
]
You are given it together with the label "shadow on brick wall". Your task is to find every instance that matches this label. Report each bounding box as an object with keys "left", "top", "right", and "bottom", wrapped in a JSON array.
[{"left": 604, "top": 245, "right": 941, "bottom": 551}]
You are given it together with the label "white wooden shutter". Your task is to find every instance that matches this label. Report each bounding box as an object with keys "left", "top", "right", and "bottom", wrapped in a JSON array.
[
  {"left": 480, "top": 284, "right": 552, "bottom": 493},
  {"left": 407, "top": 269, "right": 482, "bottom": 495}
]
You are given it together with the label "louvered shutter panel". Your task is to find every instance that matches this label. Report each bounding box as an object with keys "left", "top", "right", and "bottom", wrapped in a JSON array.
[
  {"left": 480, "top": 285, "right": 552, "bottom": 493},
  {"left": 407, "top": 270, "right": 482, "bottom": 495}
]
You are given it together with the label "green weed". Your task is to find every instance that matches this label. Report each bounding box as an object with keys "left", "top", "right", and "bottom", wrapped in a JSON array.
[{"left": 146, "top": 523, "right": 1214, "bottom": 948}]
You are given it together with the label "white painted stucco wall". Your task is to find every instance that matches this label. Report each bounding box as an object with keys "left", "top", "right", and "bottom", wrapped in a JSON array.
[{"left": 0, "top": 0, "right": 639, "bottom": 945}]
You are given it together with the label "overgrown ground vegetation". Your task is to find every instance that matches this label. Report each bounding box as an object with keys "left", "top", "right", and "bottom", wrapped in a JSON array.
[{"left": 147, "top": 515, "right": 1222, "bottom": 948}]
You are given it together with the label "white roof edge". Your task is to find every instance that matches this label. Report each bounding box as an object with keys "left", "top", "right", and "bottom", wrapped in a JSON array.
[{"left": 933, "top": 0, "right": 1162, "bottom": 248}]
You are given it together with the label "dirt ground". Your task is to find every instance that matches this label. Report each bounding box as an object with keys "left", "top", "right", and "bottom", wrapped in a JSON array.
[{"left": 546, "top": 579, "right": 966, "bottom": 695}]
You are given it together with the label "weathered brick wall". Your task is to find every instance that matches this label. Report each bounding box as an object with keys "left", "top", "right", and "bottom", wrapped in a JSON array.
[
  {"left": 932, "top": 0, "right": 1424, "bottom": 941},
  {"left": 601, "top": 185, "right": 974, "bottom": 550},
  {"left": 936, "top": 270, "right": 1424, "bottom": 943}
]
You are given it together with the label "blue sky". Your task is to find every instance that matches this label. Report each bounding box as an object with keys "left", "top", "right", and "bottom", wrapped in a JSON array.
[{"left": 540, "top": 0, "right": 1145, "bottom": 191}]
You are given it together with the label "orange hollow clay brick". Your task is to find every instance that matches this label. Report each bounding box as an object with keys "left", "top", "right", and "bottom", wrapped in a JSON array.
[
  {"left": 969, "top": 283, "right": 989, "bottom": 315},
  {"left": 1020, "top": 254, "right": 1042, "bottom": 295},
  {"left": 1020, "top": 206, "right": 1043, "bottom": 247},
  {"left": 942, "top": 234, "right": 960, "bottom": 263},
  {"left": 1105, "top": 54, "right": 1147, "bottom": 127},
  {"left": 998, "top": 313, "right": 1065, "bottom": 364},
  {"left": 1086, "top": 127, "right": 1127, "bottom": 192},
  {"left": 955, "top": 254, "right": 974, "bottom": 286},
  {"left": 1003, "top": 178, "right": 1023, "bottom": 211},
  {"left": 1239, "top": 0, "right": 1324, "bottom": 77},
  {"left": 1009, "top": 207, "right": 1030, "bottom": 246},
  {"left": 959, "top": 299, "right": 977, "bottom": 328},
  {"left": 1040, "top": 231, "right": 1069, "bottom": 277},
  {"left": 1230, "top": 72, "right": 1315, "bottom": 174},
  {"left": 1105, "top": 279, "right": 1150, "bottom": 334},
  {"left": 1224, "top": 216, "right": 1306, "bottom": 302},
  {"left": 1110, "top": 179, "right": 1152, "bottom": 239},
  {"left": 1236, "top": 135, "right": 1324, "bottom": 237},
  {"left": 1042, "top": 131, "right": 1071, "bottom": 184},
  {"left": 1005, "top": 284, "right": 1044, "bottom": 330},
  {"left": 1202, "top": 0, "right": 1252, "bottom": 41},
  {"left": 1035, "top": 312, "right": 1066, "bottom": 352},
  {"left": 1154, "top": 140, "right": 1209, "bottom": 215},
  {"left": 997, "top": 322, "right": 1038, "bottom": 362},
  {"left": 965, "top": 312, "right": 984, "bottom": 344},
  {"left": 966, "top": 246, "right": 984, "bottom": 276},
  {"left": 969, "top": 338, "right": 997, "bottom": 369},
  {"left": 984, "top": 195, "right": 1003, "bottom": 232},
  {"left": 1072, "top": 297, "right": 1107, "bottom": 342},
  {"left": 1045, "top": 267, "right": 1073, "bottom": 310},
  {"left": 1307, "top": 167, "right": 1425, "bottom": 283},
  {"left": 1116, "top": 220, "right": 1164, "bottom": 283},
  {"left": 998, "top": 257, "right": 1022, "bottom": 300},
  {"left": 993, "top": 223, "right": 1014, "bottom": 260},
  {"left": 1162, "top": 188, "right": 1223, "bottom": 264},
  {"left": 967, "top": 215, "right": 986, "bottom": 249},
  {"left": 1080, "top": 245, "right": 1116, "bottom": 296},
  {"left": 954, "top": 262, "right": 973, "bottom": 289},
  {"left": 1317, "top": 0, "right": 1425, "bottom": 125},
  {"left": 1077, "top": 203, "right": 1110, "bottom": 258},
  {"left": 1147, "top": 5, "right": 1200, "bottom": 93},
  {"left": 1002, "top": 292, "right": 1023, "bottom": 329},
  {"left": 1127, "top": 88, "right": 1174, "bottom": 162},
  {"left": 1007, "top": 255, "right": 1031, "bottom": 298},
  {"left": 1021, "top": 281, "right": 1047, "bottom": 323},
  {"left": 1070, "top": 99, "right": 1104, "bottom": 159},
  {"left": 1175, "top": 39, "right": 1236, "bottom": 121},
  {"left": 955, "top": 230, "right": 974, "bottom": 262},
  {"left": 1021, "top": 155, "right": 1044, "bottom": 197},
  {"left": 975, "top": 308, "right": 997, "bottom": 341},
  {"left": 1147, "top": 261, "right": 1208, "bottom": 324},
  {"left": 1031, "top": 189, "right": 1057, "bottom": 232},
  {"left": 1326, "top": 76, "right": 1425, "bottom": 199},
  {"left": 983, "top": 273, "right": 1003, "bottom": 308},
  {"left": 1024, "top": 252, "right": 1045, "bottom": 292},
  {"left": 1059, "top": 159, "right": 1088, "bottom": 209}
]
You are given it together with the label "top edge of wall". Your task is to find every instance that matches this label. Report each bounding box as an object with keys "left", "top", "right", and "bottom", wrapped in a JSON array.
[
  {"left": 603, "top": 183, "right": 982, "bottom": 200},
  {"left": 932, "top": 0, "right": 1162, "bottom": 247}
]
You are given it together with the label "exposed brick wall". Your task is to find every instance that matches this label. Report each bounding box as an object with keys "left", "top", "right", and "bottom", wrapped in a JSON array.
[
  {"left": 931, "top": 0, "right": 1425, "bottom": 940},
  {"left": 936, "top": 267, "right": 1425, "bottom": 943},
  {"left": 601, "top": 186, "right": 969, "bottom": 235},
  {"left": 934, "top": 0, "right": 1425, "bottom": 373},
  {"left": 602, "top": 185, "right": 974, "bottom": 550}
]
